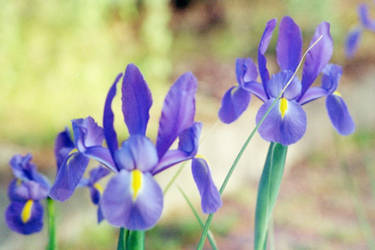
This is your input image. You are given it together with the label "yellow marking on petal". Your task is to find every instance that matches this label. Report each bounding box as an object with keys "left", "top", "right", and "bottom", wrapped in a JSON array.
[
  {"left": 93, "top": 183, "right": 104, "bottom": 194},
  {"left": 131, "top": 170, "right": 143, "bottom": 201},
  {"left": 195, "top": 154, "right": 205, "bottom": 159},
  {"left": 333, "top": 91, "right": 342, "bottom": 97},
  {"left": 21, "top": 200, "right": 34, "bottom": 223},
  {"left": 16, "top": 179, "right": 22, "bottom": 186},
  {"left": 279, "top": 98, "right": 288, "bottom": 119}
]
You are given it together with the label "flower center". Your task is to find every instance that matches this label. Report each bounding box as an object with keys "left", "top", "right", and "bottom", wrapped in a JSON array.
[
  {"left": 131, "top": 170, "right": 143, "bottom": 201},
  {"left": 279, "top": 98, "right": 288, "bottom": 119},
  {"left": 21, "top": 200, "right": 34, "bottom": 223},
  {"left": 93, "top": 183, "right": 104, "bottom": 194}
]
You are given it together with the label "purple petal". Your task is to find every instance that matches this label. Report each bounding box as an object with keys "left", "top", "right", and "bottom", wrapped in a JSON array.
[
  {"left": 156, "top": 72, "right": 197, "bottom": 158},
  {"left": 298, "top": 87, "right": 327, "bottom": 105},
  {"left": 83, "top": 146, "right": 116, "bottom": 172},
  {"left": 242, "top": 81, "right": 268, "bottom": 102},
  {"left": 191, "top": 158, "right": 222, "bottom": 214},
  {"left": 49, "top": 153, "right": 89, "bottom": 201},
  {"left": 258, "top": 18, "right": 277, "bottom": 94},
  {"left": 256, "top": 99, "right": 307, "bottom": 145},
  {"left": 54, "top": 128, "right": 74, "bottom": 168},
  {"left": 178, "top": 122, "right": 202, "bottom": 156},
  {"left": 89, "top": 166, "right": 110, "bottom": 184},
  {"left": 236, "top": 58, "right": 258, "bottom": 86},
  {"left": 266, "top": 71, "right": 302, "bottom": 100},
  {"left": 115, "top": 135, "right": 158, "bottom": 172},
  {"left": 345, "top": 28, "right": 362, "bottom": 58},
  {"left": 8, "top": 180, "right": 48, "bottom": 201},
  {"left": 5, "top": 200, "right": 44, "bottom": 235},
  {"left": 72, "top": 117, "right": 104, "bottom": 152},
  {"left": 276, "top": 16, "right": 302, "bottom": 72},
  {"left": 326, "top": 94, "right": 355, "bottom": 135},
  {"left": 152, "top": 150, "right": 190, "bottom": 175},
  {"left": 90, "top": 186, "right": 101, "bottom": 205},
  {"left": 122, "top": 64, "right": 153, "bottom": 136},
  {"left": 103, "top": 73, "right": 123, "bottom": 166},
  {"left": 218, "top": 86, "right": 251, "bottom": 123},
  {"left": 300, "top": 22, "right": 333, "bottom": 100},
  {"left": 97, "top": 205, "right": 104, "bottom": 223},
  {"left": 358, "top": 4, "right": 375, "bottom": 31},
  {"left": 321, "top": 64, "right": 342, "bottom": 94},
  {"left": 101, "top": 170, "right": 163, "bottom": 230}
]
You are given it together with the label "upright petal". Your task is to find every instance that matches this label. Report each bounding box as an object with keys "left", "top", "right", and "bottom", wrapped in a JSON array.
[
  {"left": 156, "top": 72, "right": 197, "bottom": 158},
  {"left": 236, "top": 58, "right": 258, "bottom": 86},
  {"left": 54, "top": 129, "right": 75, "bottom": 168},
  {"left": 122, "top": 64, "right": 153, "bottom": 135},
  {"left": 321, "top": 64, "right": 342, "bottom": 94},
  {"left": 178, "top": 122, "right": 202, "bottom": 156},
  {"left": 256, "top": 99, "right": 307, "bottom": 145},
  {"left": 326, "top": 94, "right": 355, "bottom": 135},
  {"left": 266, "top": 71, "right": 301, "bottom": 100},
  {"left": 218, "top": 86, "right": 251, "bottom": 124},
  {"left": 115, "top": 135, "right": 158, "bottom": 172},
  {"left": 5, "top": 200, "right": 44, "bottom": 235},
  {"left": 101, "top": 170, "right": 163, "bottom": 230},
  {"left": 358, "top": 4, "right": 375, "bottom": 31},
  {"left": 8, "top": 180, "right": 48, "bottom": 202},
  {"left": 72, "top": 117, "right": 104, "bottom": 152},
  {"left": 49, "top": 153, "right": 89, "bottom": 201},
  {"left": 258, "top": 18, "right": 277, "bottom": 94},
  {"left": 300, "top": 22, "right": 333, "bottom": 99},
  {"left": 191, "top": 158, "right": 222, "bottom": 214},
  {"left": 83, "top": 146, "right": 116, "bottom": 172},
  {"left": 103, "top": 73, "right": 123, "bottom": 164},
  {"left": 276, "top": 16, "right": 302, "bottom": 72},
  {"left": 9, "top": 154, "right": 35, "bottom": 181},
  {"left": 345, "top": 28, "right": 362, "bottom": 58}
]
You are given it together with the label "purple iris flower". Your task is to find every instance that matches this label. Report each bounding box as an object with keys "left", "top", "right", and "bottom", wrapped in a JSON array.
[
  {"left": 346, "top": 3, "right": 375, "bottom": 57},
  {"left": 80, "top": 166, "right": 109, "bottom": 223},
  {"left": 100, "top": 64, "right": 221, "bottom": 230},
  {"left": 50, "top": 117, "right": 115, "bottom": 201},
  {"left": 5, "top": 154, "right": 50, "bottom": 234},
  {"left": 219, "top": 16, "right": 355, "bottom": 145}
]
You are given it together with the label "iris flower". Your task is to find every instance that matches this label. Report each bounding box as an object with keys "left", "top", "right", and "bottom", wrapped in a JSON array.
[
  {"left": 219, "top": 16, "right": 355, "bottom": 145},
  {"left": 80, "top": 166, "right": 109, "bottom": 223},
  {"left": 100, "top": 64, "right": 221, "bottom": 230},
  {"left": 5, "top": 154, "right": 50, "bottom": 234},
  {"left": 346, "top": 3, "right": 375, "bottom": 57}
]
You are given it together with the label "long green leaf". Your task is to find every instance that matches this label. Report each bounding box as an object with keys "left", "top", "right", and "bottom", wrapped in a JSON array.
[
  {"left": 46, "top": 197, "right": 56, "bottom": 250},
  {"left": 126, "top": 230, "right": 145, "bottom": 250},
  {"left": 254, "top": 142, "right": 287, "bottom": 250}
]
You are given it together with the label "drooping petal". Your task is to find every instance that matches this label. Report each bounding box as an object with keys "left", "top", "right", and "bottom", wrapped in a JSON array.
[
  {"left": 256, "top": 99, "right": 307, "bottom": 145},
  {"left": 298, "top": 87, "right": 327, "bottom": 105},
  {"left": 97, "top": 205, "right": 104, "bottom": 223},
  {"left": 72, "top": 117, "right": 104, "bottom": 152},
  {"left": 300, "top": 22, "right": 333, "bottom": 99},
  {"left": 152, "top": 150, "right": 190, "bottom": 175},
  {"left": 266, "top": 71, "right": 301, "bottom": 100},
  {"left": 103, "top": 73, "right": 123, "bottom": 165},
  {"left": 326, "top": 94, "right": 355, "bottom": 135},
  {"left": 178, "top": 122, "right": 202, "bottom": 156},
  {"left": 122, "top": 64, "right": 153, "bottom": 136},
  {"left": 258, "top": 18, "right": 277, "bottom": 94},
  {"left": 358, "top": 4, "right": 375, "bottom": 31},
  {"left": 191, "top": 158, "right": 222, "bottom": 214},
  {"left": 345, "top": 28, "right": 362, "bottom": 58},
  {"left": 115, "top": 135, "right": 158, "bottom": 172},
  {"left": 321, "top": 64, "right": 342, "bottom": 94},
  {"left": 83, "top": 146, "right": 116, "bottom": 172},
  {"left": 218, "top": 86, "right": 251, "bottom": 123},
  {"left": 89, "top": 166, "right": 110, "bottom": 184},
  {"left": 276, "top": 16, "right": 302, "bottom": 72},
  {"left": 101, "top": 170, "right": 163, "bottom": 230},
  {"left": 156, "top": 72, "right": 197, "bottom": 158},
  {"left": 54, "top": 128, "right": 75, "bottom": 168},
  {"left": 242, "top": 81, "right": 268, "bottom": 102},
  {"left": 90, "top": 186, "right": 101, "bottom": 205},
  {"left": 236, "top": 58, "right": 258, "bottom": 86},
  {"left": 49, "top": 153, "right": 89, "bottom": 201},
  {"left": 5, "top": 200, "right": 44, "bottom": 235}
]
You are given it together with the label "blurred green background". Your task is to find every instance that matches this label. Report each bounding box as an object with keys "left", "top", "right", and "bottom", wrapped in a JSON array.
[{"left": 1, "top": 0, "right": 375, "bottom": 249}]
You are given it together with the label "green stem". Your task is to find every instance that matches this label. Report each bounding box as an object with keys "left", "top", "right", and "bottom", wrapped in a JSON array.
[
  {"left": 126, "top": 231, "right": 145, "bottom": 250},
  {"left": 117, "top": 228, "right": 128, "bottom": 250},
  {"left": 46, "top": 197, "right": 56, "bottom": 250}
]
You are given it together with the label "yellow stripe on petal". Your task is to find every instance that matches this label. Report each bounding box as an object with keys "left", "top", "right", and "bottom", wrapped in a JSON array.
[
  {"left": 279, "top": 98, "right": 288, "bottom": 119},
  {"left": 333, "top": 91, "right": 342, "bottom": 97},
  {"left": 21, "top": 200, "right": 34, "bottom": 223},
  {"left": 93, "top": 183, "right": 104, "bottom": 194},
  {"left": 195, "top": 154, "right": 205, "bottom": 159},
  {"left": 131, "top": 170, "right": 143, "bottom": 201}
]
